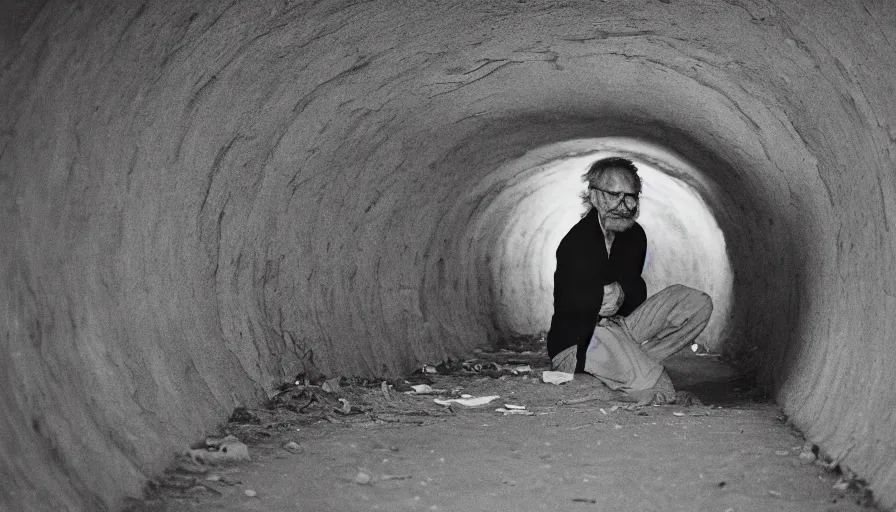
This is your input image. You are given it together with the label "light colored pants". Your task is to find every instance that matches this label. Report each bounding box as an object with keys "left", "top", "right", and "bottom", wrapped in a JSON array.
[{"left": 551, "top": 284, "right": 713, "bottom": 392}]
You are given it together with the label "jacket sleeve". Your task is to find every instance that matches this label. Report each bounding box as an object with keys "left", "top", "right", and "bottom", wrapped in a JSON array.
[
  {"left": 554, "top": 236, "right": 603, "bottom": 314},
  {"left": 615, "top": 225, "right": 647, "bottom": 316}
]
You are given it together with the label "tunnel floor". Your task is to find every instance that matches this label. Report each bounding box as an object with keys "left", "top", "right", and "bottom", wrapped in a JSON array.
[{"left": 126, "top": 344, "right": 875, "bottom": 512}]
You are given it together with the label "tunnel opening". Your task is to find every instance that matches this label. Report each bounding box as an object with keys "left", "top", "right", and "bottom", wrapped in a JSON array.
[{"left": 462, "top": 137, "right": 734, "bottom": 358}]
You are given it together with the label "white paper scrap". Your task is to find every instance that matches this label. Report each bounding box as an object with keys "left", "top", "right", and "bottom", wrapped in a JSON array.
[
  {"left": 541, "top": 371, "right": 574, "bottom": 385},
  {"left": 434, "top": 396, "right": 500, "bottom": 407}
]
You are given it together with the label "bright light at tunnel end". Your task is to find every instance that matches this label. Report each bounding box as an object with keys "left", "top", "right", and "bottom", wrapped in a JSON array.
[{"left": 477, "top": 138, "right": 733, "bottom": 351}]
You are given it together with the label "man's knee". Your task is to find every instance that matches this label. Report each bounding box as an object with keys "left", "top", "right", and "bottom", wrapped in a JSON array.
[{"left": 666, "top": 284, "right": 713, "bottom": 318}]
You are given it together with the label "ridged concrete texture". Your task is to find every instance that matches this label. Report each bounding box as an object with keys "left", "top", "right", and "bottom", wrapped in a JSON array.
[{"left": 1, "top": 0, "right": 894, "bottom": 510}]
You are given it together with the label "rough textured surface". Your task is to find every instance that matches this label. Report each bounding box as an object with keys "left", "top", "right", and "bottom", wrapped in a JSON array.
[{"left": 1, "top": 0, "right": 894, "bottom": 510}]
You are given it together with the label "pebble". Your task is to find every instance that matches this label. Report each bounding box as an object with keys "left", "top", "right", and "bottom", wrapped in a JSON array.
[{"left": 244, "top": 489, "right": 257, "bottom": 497}]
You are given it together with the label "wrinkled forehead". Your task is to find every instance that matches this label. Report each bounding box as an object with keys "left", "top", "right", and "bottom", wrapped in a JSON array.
[{"left": 595, "top": 167, "right": 640, "bottom": 192}]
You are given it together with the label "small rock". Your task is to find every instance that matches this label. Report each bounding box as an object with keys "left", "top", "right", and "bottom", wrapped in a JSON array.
[
  {"left": 672, "top": 411, "right": 685, "bottom": 417},
  {"left": 244, "top": 489, "right": 257, "bottom": 497},
  {"left": 775, "top": 450, "right": 790, "bottom": 456},
  {"left": 832, "top": 479, "right": 850, "bottom": 493},
  {"left": 283, "top": 441, "right": 303, "bottom": 454},
  {"left": 321, "top": 377, "right": 341, "bottom": 394},
  {"left": 799, "top": 450, "right": 817, "bottom": 464},
  {"left": 205, "top": 474, "right": 222, "bottom": 482},
  {"left": 355, "top": 471, "right": 373, "bottom": 485}
]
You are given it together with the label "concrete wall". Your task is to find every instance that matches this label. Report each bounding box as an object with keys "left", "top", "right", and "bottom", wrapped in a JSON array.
[{"left": 1, "top": 0, "right": 894, "bottom": 509}]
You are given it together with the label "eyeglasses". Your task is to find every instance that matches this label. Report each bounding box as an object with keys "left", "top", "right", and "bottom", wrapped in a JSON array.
[{"left": 590, "top": 185, "right": 640, "bottom": 207}]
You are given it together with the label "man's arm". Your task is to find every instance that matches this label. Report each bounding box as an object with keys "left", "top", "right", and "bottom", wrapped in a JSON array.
[{"left": 614, "top": 225, "right": 648, "bottom": 316}]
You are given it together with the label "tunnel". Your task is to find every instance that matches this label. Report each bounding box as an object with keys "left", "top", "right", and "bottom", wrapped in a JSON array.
[{"left": 1, "top": 0, "right": 895, "bottom": 509}]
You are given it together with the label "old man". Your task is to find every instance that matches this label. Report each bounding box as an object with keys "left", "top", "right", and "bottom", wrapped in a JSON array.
[{"left": 546, "top": 157, "right": 713, "bottom": 405}]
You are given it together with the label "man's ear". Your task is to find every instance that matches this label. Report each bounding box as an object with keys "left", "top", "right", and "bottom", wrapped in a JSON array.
[{"left": 588, "top": 188, "right": 599, "bottom": 208}]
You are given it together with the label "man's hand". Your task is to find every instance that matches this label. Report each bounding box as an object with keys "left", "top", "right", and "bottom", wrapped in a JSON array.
[{"left": 599, "top": 282, "right": 625, "bottom": 316}]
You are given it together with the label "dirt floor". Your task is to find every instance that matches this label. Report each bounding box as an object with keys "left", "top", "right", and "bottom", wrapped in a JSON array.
[{"left": 127, "top": 339, "right": 878, "bottom": 512}]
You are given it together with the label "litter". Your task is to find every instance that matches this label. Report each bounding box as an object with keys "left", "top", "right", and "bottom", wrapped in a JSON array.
[
  {"left": 542, "top": 371, "right": 574, "bottom": 385},
  {"left": 672, "top": 411, "right": 685, "bottom": 417},
  {"left": 495, "top": 407, "right": 535, "bottom": 416},
  {"left": 244, "top": 489, "right": 257, "bottom": 497},
  {"left": 188, "top": 435, "right": 250, "bottom": 465},
  {"left": 434, "top": 396, "right": 499, "bottom": 407},
  {"left": 407, "top": 384, "right": 446, "bottom": 395},
  {"left": 321, "top": 377, "right": 341, "bottom": 393},
  {"left": 283, "top": 441, "right": 303, "bottom": 454},
  {"left": 504, "top": 404, "right": 526, "bottom": 410},
  {"left": 354, "top": 470, "right": 373, "bottom": 485}
]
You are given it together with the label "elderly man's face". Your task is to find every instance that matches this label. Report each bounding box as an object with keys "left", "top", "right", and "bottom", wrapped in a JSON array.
[{"left": 589, "top": 167, "right": 640, "bottom": 233}]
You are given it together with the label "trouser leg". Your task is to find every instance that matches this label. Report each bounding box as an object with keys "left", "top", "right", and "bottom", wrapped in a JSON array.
[
  {"left": 551, "top": 285, "right": 713, "bottom": 392},
  {"left": 623, "top": 284, "right": 713, "bottom": 363}
]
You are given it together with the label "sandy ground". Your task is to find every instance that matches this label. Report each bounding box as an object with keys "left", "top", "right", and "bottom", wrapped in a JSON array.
[{"left": 127, "top": 346, "right": 877, "bottom": 512}]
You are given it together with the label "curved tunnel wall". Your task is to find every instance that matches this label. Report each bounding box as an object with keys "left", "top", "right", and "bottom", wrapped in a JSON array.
[{"left": 1, "top": 0, "right": 895, "bottom": 509}]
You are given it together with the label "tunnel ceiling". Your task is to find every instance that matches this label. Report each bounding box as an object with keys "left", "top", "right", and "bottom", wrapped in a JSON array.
[{"left": 2, "top": 0, "right": 895, "bottom": 510}]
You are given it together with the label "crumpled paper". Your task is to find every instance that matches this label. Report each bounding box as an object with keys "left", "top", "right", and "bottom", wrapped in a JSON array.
[
  {"left": 541, "top": 371, "right": 574, "bottom": 385},
  {"left": 433, "top": 395, "right": 500, "bottom": 407}
]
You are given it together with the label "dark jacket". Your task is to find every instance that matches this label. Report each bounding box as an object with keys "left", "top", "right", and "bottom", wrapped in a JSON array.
[{"left": 546, "top": 208, "right": 647, "bottom": 372}]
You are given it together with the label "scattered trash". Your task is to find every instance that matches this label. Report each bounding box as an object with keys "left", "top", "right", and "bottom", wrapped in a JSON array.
[
  {"left": 408, "top": 384, "right": 447, "bottom": 395},
  {"left": 354, "top": 470, "right": 373, "bottom": 485},
  {"left": 768, "top": 490, "right": 782, "bottom": 498},
  {"left": 283, "top": 441, "right": 303, "bottom": 454},
  {"left": 188, "top": 435, "right": 250, "bottom": 465},
  {"left": 434, "top": 395, "right": 500, "bottom": 407},
  {"left": 832, "top": 479, "right": 850, "bottom": 493},
  {"left": 504, "top": 404, "right": 526, "bottom": 410},
  {"left": 244, "top": 489, "right": 257, "bottom": 497},
  {"left": 420, "top": 365, "right": 439, "bottom": 374},
  {"left": 775, "top": 450, "right": 790, "bottom": 456},
  {"left": 495, "top": 407, "right": 535, "bottom": 416},
  {"left": 572, "top": 498, "right": 597, "bottom": 503},
  {"left": 542, "top": 371, "right": 574, "bottom": 385},
  {"left": 672, "top": 411, "right": 685, "bottom": 417},
  {"left": 205, "top": 474, "right": 221, "bottom": 482},
  {"left": 599, "top": 408, "right": 608, "bottom": 415},
  {"left": 321, "top": 377, "right": 341, "bottom": 394},
  {"left": 609, "top": 405, "right": 619, "bottom": 412},
  {"left": 336, "top": 398, "right": 353, "bottom": 414}
]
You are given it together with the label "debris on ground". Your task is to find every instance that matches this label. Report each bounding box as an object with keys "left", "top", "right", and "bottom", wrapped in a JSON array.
[
  {"left": 188, "top": 435, "right": 250, "bottom": 465},
  {"left": 495, "top": 407, "right": 534, "bottom": 416},
  {"left": 798, "top": 442, "right": 818, "bottom": 464},
  {"left": 283, "top": 441, "right": 303, "bottom": 453},
  {"left": 542, "top": 371, "right": 575, "bottom": 385},
  {"left": 434, "top": 395, "right": 500, "bottom": 407}
]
